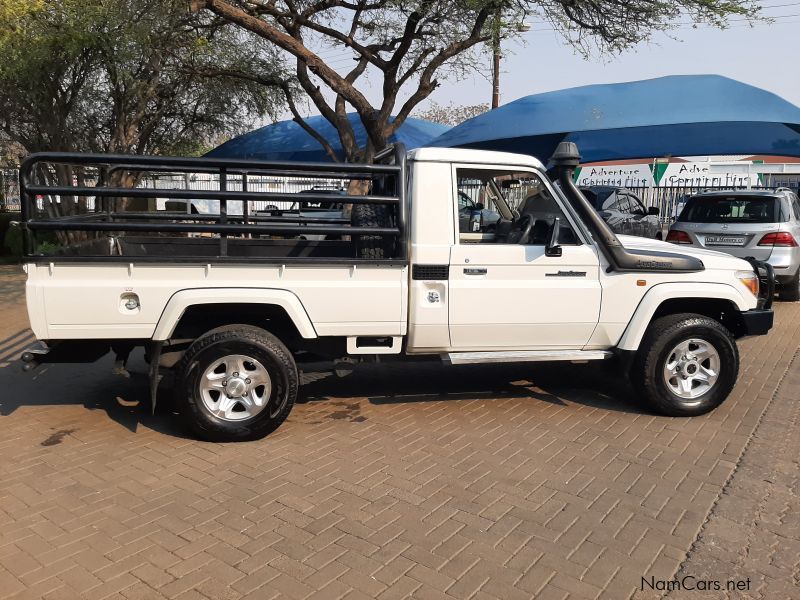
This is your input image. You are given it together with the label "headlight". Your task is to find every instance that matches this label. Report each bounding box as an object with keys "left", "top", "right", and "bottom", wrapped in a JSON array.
[{"left": 736, "top": 270, "right": 759, "bottom": 297}]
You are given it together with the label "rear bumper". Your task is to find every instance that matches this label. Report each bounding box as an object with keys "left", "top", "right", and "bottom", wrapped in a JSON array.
[
  {"left": 765, "top": 246, "right": 800, "bottom": 278},
  {"left": 740, "top": 309, "right": 774, "bottom": 336},
  {"left": 774, "top": 266, "right": 799, "bottom": 285}
]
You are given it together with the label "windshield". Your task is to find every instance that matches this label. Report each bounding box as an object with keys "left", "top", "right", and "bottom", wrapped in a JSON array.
[{"left": 678, "top": 195, "right": 783, "bottom": 224}]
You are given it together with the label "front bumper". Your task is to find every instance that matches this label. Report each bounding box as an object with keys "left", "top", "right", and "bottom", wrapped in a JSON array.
[{"left": 740, "top": 309, "right": 774, "bottom": 336}]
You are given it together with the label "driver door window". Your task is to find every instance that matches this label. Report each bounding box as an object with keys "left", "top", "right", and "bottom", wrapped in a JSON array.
[{"left": 455, "top": 169, "right": 575, "bottom": 245}]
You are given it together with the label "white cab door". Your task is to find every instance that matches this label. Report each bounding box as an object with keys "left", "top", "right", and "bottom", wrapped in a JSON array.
[
  {"left": 446, "top": 165, "right": 602, "bottom": 350},
  {"left": 448, "top": 244, "right": 601, "bottom": 349}
]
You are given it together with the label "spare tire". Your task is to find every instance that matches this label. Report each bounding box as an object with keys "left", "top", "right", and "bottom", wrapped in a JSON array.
[{"left": 351, "top": 203, "right": 395, "bottom": 260}]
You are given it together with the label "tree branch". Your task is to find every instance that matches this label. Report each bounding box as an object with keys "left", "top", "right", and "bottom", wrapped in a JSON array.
[
  {"left": 203, "top": 0, "right": 379, "bottom": 127},
  {"left": 388, "top": 8, "right": 492, "bottom": 136}
]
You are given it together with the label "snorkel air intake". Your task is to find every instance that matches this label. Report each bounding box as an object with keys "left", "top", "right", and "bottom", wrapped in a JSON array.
[{"left": 550, "top": 142, "right": 704, "bottom": 273}]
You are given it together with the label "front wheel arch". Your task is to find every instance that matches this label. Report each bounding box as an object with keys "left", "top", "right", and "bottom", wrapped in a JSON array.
[{"left": 616, "top": 285, "right": 751, "bottom": 351}]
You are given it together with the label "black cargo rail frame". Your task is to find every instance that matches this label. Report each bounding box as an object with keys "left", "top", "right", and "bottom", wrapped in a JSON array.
[{"left": 19, "top": 144, "right": 408, "bottom": 265}]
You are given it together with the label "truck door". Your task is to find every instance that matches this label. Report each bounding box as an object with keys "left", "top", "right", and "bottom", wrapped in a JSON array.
[{"left": 448, "top": 166, "right": 602, "bottom": 350}]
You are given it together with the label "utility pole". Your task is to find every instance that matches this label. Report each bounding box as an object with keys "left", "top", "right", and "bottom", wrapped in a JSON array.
[
  {"left": 490, "top": 18, "right": 530, "bottom": 110},
  {"left": 491, "top": 27, "right": 501, "bottom": 109}
]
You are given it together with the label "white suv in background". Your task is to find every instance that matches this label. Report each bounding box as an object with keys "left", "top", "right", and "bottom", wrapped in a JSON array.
[{"left": 667, "top": 189, "right": 800, "bottom": 301}]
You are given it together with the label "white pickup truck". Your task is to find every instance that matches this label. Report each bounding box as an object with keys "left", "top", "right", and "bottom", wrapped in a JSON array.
[{"left": 18, "top": 142, "right": 775, "bottom": 441}]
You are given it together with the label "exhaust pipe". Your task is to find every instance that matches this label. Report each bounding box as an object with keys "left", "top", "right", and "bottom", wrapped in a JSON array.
[{"left": 550, "top": 142, "right": 704, "bottom": 274}]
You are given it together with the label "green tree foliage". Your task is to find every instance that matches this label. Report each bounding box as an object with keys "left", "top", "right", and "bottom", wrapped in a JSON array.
[
  {"left": 0, "top": 0, "right": 287, "bottom": 156},
  {"left": 199, "top": 0, "right": 759, "bottom": 162},
  {"left": 415, "top": 102, "right": 490, "bottom": 127}
]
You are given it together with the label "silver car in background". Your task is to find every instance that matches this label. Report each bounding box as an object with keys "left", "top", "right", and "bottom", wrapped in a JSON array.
[{"left": 667, "top": 189, "right": 800, "bottom": 301}]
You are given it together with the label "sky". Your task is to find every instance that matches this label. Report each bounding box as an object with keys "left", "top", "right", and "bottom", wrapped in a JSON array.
[{"left": 427, "top": 2, "right": 800, "bottom": 110}]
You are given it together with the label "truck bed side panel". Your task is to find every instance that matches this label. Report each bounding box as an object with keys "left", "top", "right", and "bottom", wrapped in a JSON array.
[{"left": 26, "top": 263, "right": 407, "bottom": 340}]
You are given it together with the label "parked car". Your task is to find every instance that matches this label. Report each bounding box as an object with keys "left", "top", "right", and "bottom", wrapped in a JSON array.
[
  {"left": 672, "top": 194, "right": 691, "bottom": 220},
  {"left": 579, "top": 185, "right": 662, "bottom": 239},
  {"left": 667, "top": 189, "right": 800, "bottom": 301},
  {"left": 457, "top": 191, "right": 501, "bottom": 233},
  {"left": 262, "top": 188, "right": 347, "bottom": 241}
]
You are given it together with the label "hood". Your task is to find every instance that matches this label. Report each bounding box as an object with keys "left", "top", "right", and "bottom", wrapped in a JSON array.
[{"left": 616, "top": 234, "right": 753, "bottom": 271}]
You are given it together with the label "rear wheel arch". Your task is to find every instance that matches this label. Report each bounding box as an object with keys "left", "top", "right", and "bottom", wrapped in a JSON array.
[
  {"left": 170, "top": 303, "right": 306, "bottom": 348},
  {"left": 152, "top": 289, "right": 317, "bottom": 343}
]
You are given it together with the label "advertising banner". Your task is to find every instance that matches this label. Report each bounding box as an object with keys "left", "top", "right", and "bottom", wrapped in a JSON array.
[{"left": 575, "top": 161, "right": 760, "bottom": 188}]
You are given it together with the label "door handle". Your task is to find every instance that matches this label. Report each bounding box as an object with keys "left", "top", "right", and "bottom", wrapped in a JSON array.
[{"left": 463, "top": 268, "right": 487, "bottom": 275}]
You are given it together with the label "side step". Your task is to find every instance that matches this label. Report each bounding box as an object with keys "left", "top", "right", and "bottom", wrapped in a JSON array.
[{"left": 443, "top": 350, "right": 613, "bottom": 365}]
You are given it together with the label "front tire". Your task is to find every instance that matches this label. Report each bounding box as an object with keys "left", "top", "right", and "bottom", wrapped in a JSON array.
[
  {"left": 176, "top": 325, "right": 298, "bottom": 442},
  {"left": 632, "top": 314, "right": 738, "bottom": 417}
]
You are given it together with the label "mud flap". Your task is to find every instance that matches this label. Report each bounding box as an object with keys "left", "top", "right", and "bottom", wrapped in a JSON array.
[{"left": 148, "top": 341, "right": 164, "bottom": 415}]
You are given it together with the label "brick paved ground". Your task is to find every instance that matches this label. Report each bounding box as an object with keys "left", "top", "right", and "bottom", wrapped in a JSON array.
[
  {"left": 0, "top": 263, "right": 798, "bottom": 600},
  {"left": 663, "top": 350, "right": 800, "bottom": 600}
]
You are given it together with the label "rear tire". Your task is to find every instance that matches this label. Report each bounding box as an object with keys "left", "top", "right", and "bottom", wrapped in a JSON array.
[
  {"left": 632, "top": 313, "right": 738, "bottom": 417},
  {"left": 176, "top": 325, "right": 297, "bottom": 442},
  {"left": 778, "top": 268, "right": 800, "bottom": 302}
]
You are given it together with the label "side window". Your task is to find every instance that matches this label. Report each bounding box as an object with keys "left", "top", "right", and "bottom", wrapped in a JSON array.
[
  {"left": 792, "top": 197, "right": 800, "bottom": 220},
  {"left": 612, "top": 194, "right": 632, "bottom": 213},
  {"left": 628, "top": 194, "right": 647, "bottom": 215},
  {"left": 600, "top": 192, "right": 617, "bottom": 211},
  {"left": 602, "top": 190, "right": 632, "bottom": 213},
  {"left": 455, "top": 168, "right": 575, "bottom": 245}
]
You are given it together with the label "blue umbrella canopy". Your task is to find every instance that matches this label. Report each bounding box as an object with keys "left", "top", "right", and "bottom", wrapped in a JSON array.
[
  {"left": 430, "top": 75, "right": 800, "bottom": 163},
  {"left": 207, "top": 113, "right": 450, "bottom": 161}
]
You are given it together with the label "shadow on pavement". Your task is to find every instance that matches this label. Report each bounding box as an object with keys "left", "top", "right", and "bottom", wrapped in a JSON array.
[
  {"left": 0, "top": 349, "right": 647, "bottom": 440},
  {"left": 298, "top": 359, "right": 646, "bottom": 415},
  {"left": 0, "top": 349, "right": 191, "bottom": 439}
]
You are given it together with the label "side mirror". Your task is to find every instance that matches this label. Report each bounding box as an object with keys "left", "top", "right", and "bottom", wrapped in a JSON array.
[
  {"left": 648, "top": 206, "right": 660, "bottom": 216},
  {"left": 599, "top": 210, "right": 612, "bottom": 220},
  {"left": 546, "top": 217, "right": 563, "bottom": 257},
  {"left": 474, "top": 202, "right": 484, "bottom": 211}
]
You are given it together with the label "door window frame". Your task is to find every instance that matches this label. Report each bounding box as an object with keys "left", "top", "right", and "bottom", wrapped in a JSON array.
[{"left": 450, "top": 163, "right": 592, "bottom": 247}]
